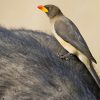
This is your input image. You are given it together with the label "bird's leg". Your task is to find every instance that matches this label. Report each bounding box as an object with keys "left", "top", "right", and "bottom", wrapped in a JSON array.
[
  {"left": 56, "top": 47, "right": 72, "bottom": 60},
  {"left": 60, "top": 53, "right": 72, "bottom": 60},
  {"left": 57, "top": 47, "right": 63, "bottom": 57}
]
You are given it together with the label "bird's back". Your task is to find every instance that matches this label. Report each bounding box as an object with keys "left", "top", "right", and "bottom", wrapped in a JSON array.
[{"left": 55, "top": 16, "right": 97, "bottom": 63}]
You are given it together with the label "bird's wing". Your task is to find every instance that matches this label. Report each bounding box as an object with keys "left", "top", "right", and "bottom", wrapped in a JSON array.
[{"left": 54, "top": 17, "right": 97, "bottom": 63}]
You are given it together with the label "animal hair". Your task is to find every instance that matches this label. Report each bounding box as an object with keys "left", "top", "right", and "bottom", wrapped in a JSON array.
[{"left": 0, "top": 27, "right": 100, "bottom": 100}]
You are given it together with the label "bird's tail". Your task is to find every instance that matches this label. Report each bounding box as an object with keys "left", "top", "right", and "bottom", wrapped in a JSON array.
[
  {"left": 89, "top": 61, "right": 100, "bottom": 88},
  {"left": 78, "top": 53, "right": 100, "bottom": 88}
]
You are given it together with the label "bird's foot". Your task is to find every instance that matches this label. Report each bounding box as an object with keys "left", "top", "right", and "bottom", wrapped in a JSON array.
[{"left": 60, "top": 53, "right": 72, "bottom": 60}]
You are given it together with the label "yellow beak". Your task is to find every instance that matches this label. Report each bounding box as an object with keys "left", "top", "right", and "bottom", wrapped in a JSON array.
[{"left": 37, "top": 5, "right": 48, "bottom": 13}]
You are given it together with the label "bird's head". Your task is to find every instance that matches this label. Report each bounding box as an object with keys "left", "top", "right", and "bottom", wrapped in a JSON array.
[{"left": 37, "top": 4, "right": 63, "bottom": 19}]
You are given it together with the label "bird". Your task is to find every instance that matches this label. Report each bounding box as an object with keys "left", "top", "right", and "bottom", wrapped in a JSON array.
[{"left": 37, "top": 4, "right": 100, "bottom": 88}]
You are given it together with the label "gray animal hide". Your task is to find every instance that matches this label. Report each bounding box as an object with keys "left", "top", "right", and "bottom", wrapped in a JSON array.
[{"left": 0, "top": 27, "right": 100, "bottom": 100}]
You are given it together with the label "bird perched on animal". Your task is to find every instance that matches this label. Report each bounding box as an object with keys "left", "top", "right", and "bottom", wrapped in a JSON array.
[{"left": 37, "top": 4, "right": 100, "bottom": 88}]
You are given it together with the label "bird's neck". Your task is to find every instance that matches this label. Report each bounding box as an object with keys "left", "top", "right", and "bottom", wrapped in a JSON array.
[{"left": 50, "top": 15, "right": 62, "bottom": 24}]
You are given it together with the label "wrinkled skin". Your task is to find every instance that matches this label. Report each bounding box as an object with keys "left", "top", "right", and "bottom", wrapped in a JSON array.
[{"left": 0, "top": 27, "right": 100, "bottom": 100}]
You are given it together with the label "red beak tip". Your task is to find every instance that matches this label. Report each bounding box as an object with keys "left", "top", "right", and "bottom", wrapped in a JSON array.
[{"left": 37, "top": 5, "right": 43, "bottom": 9}]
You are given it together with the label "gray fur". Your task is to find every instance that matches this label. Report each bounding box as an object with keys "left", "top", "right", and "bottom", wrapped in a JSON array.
[{"left": 0, "top": 27, "right": 100, "bottom": 100}]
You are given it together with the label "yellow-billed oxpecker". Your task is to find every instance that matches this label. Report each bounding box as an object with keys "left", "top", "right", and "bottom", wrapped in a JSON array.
[{"left": 37, "top": 5, "right": 100, "bottom": 88}]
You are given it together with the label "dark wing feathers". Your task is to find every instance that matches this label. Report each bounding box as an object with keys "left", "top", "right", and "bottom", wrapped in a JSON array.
[{"left": 54, "top": 17, "right": 97, "bottom": 63}]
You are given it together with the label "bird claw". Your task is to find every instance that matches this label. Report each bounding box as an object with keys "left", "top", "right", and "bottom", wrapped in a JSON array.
[{"left": 59, "top": 53, "right": 72, "bottom": 60}]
